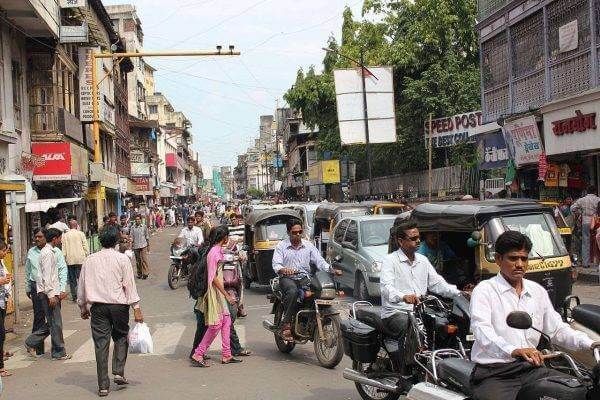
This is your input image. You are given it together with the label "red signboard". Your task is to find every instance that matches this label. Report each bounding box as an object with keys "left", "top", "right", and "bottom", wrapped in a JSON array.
[
  {"left": 166, "top": 153, "right": 176, "bottom": 167},
  {"left": 32, "top": 142, "right": 72, "bottom": 180},
  {"left": 133, "top": 177, "right": 151, "bottom": 192}
]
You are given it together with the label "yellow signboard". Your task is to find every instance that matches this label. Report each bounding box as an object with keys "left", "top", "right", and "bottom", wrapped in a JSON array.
[
  {"left": 322, "top": 160, "right": 340, "bottom": 184},
  {"left": 86, "top": 186, "right": 106, "bottom": 200}
]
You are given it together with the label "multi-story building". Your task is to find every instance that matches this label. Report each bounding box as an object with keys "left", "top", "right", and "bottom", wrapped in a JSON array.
[
  {"left": 106, "top": 4, "right": 148, "bottom": 120},
  {"left": 477, "top": 0, "right": 600, "bottom": 198}
]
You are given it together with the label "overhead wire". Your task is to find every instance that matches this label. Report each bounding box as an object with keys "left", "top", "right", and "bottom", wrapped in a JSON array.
[{"left": 155, "top": 66, "right": 285, "bottom": 91}]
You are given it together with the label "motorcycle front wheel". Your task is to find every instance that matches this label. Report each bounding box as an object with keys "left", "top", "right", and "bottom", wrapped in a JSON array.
[
  {"left": 352, "top": 353, "right": 401, "bottom": 400},
  {"left": 167, "top": 264, "right": 181, "bottom": 290},
  {"left": 313, "top": 314, "right": 344, "bottom": 369},
  {"left": 274, "top": 303, "right": 295, "bottom": 353}
]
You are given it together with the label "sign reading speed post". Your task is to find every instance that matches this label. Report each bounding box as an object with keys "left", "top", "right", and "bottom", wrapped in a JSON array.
[{"left": 425, "top": 111, "right": 500, "bottom": 148}]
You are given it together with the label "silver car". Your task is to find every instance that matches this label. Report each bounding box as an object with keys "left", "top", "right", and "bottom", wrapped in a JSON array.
[{"left": 327, "top": 215, "right": 396, "bottom": 300}]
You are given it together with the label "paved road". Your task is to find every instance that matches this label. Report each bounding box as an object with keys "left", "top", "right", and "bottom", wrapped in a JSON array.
[
  {"left": 2, "top": 226, "right": 599, "bottom": 399},
  {"left": 2, "top": 227, "right": 360, "bottom": 400}
]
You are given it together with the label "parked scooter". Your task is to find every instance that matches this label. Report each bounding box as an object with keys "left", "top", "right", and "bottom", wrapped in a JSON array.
[
  {"left": 167, "top": 238, "right": 193, "bottom": 290},
  {"left": 341, "top": 294, "right": 472, "bottom": 400},
  {"left": 262, "top": 271, "right": 345, "bottom": 369}
]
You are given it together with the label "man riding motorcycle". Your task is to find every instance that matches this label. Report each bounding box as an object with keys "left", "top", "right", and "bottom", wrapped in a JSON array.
[
  {"left": 381, "top": 220, "right": 466, "bottom": 369},
  {"left": 272, "top": 218, "right": 341, "bottom": 341},
  {"left": 469, "top": 230, "right": 599, "bottom": 400}
]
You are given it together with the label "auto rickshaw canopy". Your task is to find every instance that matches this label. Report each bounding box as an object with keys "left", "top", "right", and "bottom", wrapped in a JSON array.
[
  {"left": 410, "top": 199, "right": 553, "bottom": 232},
  {"left": 313, "top": 203, "right": 369, "bottom": 222},
  {"left": 244, "top": 208, "right": 301, "bottom": 227}
]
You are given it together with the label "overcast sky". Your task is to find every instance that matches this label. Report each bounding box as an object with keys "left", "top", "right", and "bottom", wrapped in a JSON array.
[{"left": 103, "top": 0, "right": 365, "bottom": 174}]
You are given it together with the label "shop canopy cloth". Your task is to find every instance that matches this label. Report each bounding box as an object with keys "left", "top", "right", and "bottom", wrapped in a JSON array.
[{"left": 25, "top": 198, "right": 81, "bottom": 213}]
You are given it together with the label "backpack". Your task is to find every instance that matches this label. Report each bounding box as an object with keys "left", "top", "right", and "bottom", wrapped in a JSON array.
[{"left": 187, "top": 246, "right": 210, "bottom": 300}]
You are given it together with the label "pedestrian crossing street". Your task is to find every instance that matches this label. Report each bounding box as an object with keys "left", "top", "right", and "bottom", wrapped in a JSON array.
[{"left": 5, "top": 323, "right": 246, "bottom": 370}]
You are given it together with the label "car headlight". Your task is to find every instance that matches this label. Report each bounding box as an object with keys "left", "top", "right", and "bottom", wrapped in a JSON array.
[{"left": 372, "top": 261, "right": 382, "bottom": 272}]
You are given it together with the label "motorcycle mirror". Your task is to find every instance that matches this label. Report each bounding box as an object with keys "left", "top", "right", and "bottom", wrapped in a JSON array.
[
  {"left": 506, "top": 311, "right": 532, "bottom": 330},
  {"left": 470, "top": 231, "right": 482, "bottom": 242}
]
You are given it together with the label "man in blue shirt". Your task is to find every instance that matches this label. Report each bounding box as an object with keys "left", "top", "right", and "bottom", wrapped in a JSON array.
[
  {"left": 416, "top": 232, "right": 457, "bottom": 273},
  {"left": 272, "top": 218, "right": 340, "bottom": 341}
]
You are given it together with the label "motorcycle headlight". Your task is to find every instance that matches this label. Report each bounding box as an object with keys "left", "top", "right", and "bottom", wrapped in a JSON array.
[{"left": 372, "top": 261, "right": 382, "bottom": 272}]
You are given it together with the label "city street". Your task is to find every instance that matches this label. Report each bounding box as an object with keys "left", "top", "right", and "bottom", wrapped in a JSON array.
[{"left": 2, "top": 227, "right": 359, "bottom": 400}]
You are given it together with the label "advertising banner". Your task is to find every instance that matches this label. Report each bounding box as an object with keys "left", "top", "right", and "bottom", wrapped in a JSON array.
[
  {"left": 322, "top": 160, "right": 341, "bottom": 184},
  {"left": 32, "top": 142, "right": 72, "bottom": 180},
  {"left": 333, "top": 66, "right": 397, "bottom": 145},
  {"left": 502, "top": 115, "right": 543, "bottom": 167},
  {"left": 425, "top": 111, "right": 500, "bottom": 148},
  {"left": 476, "top": 130, "right": 508, "bottom": 170}
]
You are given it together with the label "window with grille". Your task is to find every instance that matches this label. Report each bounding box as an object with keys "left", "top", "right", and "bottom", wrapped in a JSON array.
[
  {"left": 149, "top": 105, "right": 157, "bottom": 114},
  {"left": 12, "top": 60, "right": 22, "bottom": 130}
]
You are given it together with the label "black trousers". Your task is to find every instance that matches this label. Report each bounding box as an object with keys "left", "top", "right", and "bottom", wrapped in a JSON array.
[
  {"left": 279, "top": 277, "right": 306, "bottom": 324},
  {"left": 0, "top": 308, "right": 5, "bottom": 369},
  {"left": 29, "top": 281, "right": 46, "bottom": 355},
  {"left": 190, "top": 303, "right": 242, "bottom": 358},
  {"left": 67, "top": 264, "right": 82, "bottom": 301},
  {"left": 90, "top": 303, "right": 130, "bottom": 390},
  {"left": 470, "top": 360, "right": 569, "bottom": 400},
  {"left": 25, "top": 294, "right": 66, "bottom": 359},
  {"left": 382, "top": 313, "right": 409, "bottom": 369}
]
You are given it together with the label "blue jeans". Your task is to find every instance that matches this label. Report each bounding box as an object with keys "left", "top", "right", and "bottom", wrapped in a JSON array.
[{"left": 582, "top": 222, "right": 591, "bottom": 266}]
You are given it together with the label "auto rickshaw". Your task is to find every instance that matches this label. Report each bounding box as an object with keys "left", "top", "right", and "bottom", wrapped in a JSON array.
[
  {"left": 540, "top": 200, "right": 573, "bottom": 253},
  {"left": 360, "top": 200, "right": 409, "bottom": 215},
  {"left": 408, "top": 199, "right": 573, "bottom": 309},
  {"left": 313, "top": 203, "right": 369, "bottom": 257},
  {"left": 242, "top": 208, "right": 302, "bottom": 288}
]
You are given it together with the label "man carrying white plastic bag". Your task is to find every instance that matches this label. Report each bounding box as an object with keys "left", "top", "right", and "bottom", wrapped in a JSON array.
[
  {"left": 78, "top": 226, "right": 144, "bottom": 397},
  {"left": 128, "top": 322, "right": 153, "bottom": 354}
]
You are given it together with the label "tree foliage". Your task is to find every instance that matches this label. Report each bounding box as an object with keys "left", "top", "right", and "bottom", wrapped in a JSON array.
[{"left": 284, "top": 0, "right": 480, "bottom": 179}]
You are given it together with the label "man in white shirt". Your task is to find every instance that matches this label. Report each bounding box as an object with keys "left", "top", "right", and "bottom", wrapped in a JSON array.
[
  {"left": 179, "top": 216, "right": 204, "bottom": 247},
  {"left": 380, "top": 221, "right": 461, "bottom": 367},
  {"left": 469, "top": 231, "right": 598, "bottom": 400}
]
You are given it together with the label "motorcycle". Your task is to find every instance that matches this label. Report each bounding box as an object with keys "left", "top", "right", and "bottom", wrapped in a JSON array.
[
  {"left": 262, "top": 271, "right": 345, "bottom": 369},
  {"left": 167, "top": 238, "right": 193, "bottom": 290},
  {"left": 341, "top": 294, "right": 472, "bottom": 400}
]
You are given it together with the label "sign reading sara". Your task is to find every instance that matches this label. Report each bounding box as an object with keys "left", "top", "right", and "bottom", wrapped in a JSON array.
[{"left": 425, "top": 111, "right": 500, "bottom": 148}]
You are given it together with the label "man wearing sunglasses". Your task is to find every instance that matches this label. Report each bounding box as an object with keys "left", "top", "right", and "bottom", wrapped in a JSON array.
[
  {"left": 381, "top": 221, "right": 462, "bottom": 365},
  {"left": 272, "top": 218, "right": 341, "bottom": 341}
]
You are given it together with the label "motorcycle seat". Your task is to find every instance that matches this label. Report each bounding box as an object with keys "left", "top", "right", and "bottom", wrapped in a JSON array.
[
  {"left": 354, "top": 306, "right": 397, "bottom": 337},
  {"left": 436, "top": 358, "right": 475, "bottom": 396},
  {"left": 572, "top": 304, "right": 600, "bottom": 335}
]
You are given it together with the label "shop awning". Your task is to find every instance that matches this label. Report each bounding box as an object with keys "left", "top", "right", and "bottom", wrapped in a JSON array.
[{"left": 25, "top": 197, "right": 82, "bottom": 213}]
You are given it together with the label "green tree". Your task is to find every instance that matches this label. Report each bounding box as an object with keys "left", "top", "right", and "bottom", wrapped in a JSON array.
[{"left": 284, "top": 0, "right": 480, "bottom": 180}]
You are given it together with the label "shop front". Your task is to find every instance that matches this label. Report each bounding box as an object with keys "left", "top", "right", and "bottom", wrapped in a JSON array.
[
  {"left": 31, "top": 141, "right": 90, "bottom": 231},
  {"left": 540, "top": 89, "right": 600, "bottom": 201}
]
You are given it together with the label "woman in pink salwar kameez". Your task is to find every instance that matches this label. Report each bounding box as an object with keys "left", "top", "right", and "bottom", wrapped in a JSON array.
[{"left": 191, "top": 226, "right": 241, "bottom": 367}]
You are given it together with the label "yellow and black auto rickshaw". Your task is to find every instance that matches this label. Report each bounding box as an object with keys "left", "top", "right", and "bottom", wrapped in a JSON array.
[
  {"left": 539, "top": 201, "right": 573, "bottom": 253},
  {"left": 409, "top": 199, "right": 574, "bottom": 309},
  {"left": 361, "top": 200, "right": 409, "bottom": 215},
  {"left": 242, "top": 209, "right": 302, "bottom": 288}
]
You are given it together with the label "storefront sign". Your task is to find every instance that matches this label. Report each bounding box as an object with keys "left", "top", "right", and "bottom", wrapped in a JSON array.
[
  {"left": 476, "top": 130, "right": 509, "bottom": 170},
  {"left": 559, "top": 20, "right": 578, "bottom": 53},
  {"left": 32, "top": 142, "right": 89, "bottom": 181},
  {"left": 425, "top": 111, "right": 500, "bottom": 148},
  {"left": 133, "top": 177, "right": 151, "bottom": 194},
  {"left": 60, "top": 23, "right": 88, "bottom": 44},
  {"left": 502, "top": 115, "right": 543, "bottom": 167},
  {"left": 78, "top": 47, "right": 99, "bottom": 122},
  {"left": 130, "top": 150, "right": 145, "bottom": 163},
  {"left": 60, "top": 0, "right": 87, "bottom": 7},
  {"left": 541, "top": 90, "right": 600, "bottom": 156},
  {"left": 551, "top": 110, "right": 596, "bottom": 136},
  {"left": 322, "top": 160, "right": 341, "bottom": 184},
  {"left": 131, "top": 163, "right": 151, "bottom": 176},
  {"left": 86, "top": 185, "right": 105, "bottom": 200}
]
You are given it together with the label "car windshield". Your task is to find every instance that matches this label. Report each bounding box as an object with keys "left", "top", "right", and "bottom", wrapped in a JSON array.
[
  {"left": 360, "top": 219, "right": 395, "bottom": 247},
  {"left": 379, "top": 207, "right": 404, "bottom": 215},
  {"left": 485, "top": 214, "right": 568, "bottom": 260},
  {"left": 256, "top": 222, "right": 288, "bottom": 241}
]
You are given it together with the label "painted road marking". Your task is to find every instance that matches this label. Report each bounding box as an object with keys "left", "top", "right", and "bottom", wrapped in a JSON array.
[
  {"left": 6, "top": 330, "right": 77, "bottom": 370},
  {"left": 145, "top": 322, "right": 186, "bottom": 356}
]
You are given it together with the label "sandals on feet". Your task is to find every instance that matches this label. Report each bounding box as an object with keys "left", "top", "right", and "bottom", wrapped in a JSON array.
[
  {"left": 191, "top": 358, "right": 210, "bottom": 368},
  {"left": 221, "top": 357, "right": 242, "bottom": 364},
  {"left": 113, "top": 375, "right": 129, "bottom": 385},
  {"left": 98, "top": 389, "right": 109, "bottom": 397},
  {"left": 237, "top": 349, "right": 252, "bottom": 356}
]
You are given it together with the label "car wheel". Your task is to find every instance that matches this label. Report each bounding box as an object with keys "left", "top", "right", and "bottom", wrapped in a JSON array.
[{"left": 354, "top": 272, "right": 370, "bottom": 301}]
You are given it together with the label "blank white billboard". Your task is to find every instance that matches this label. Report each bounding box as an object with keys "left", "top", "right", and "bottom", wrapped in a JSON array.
[{"left": 333, "top": 66, "right": 397, "bottom": 145}]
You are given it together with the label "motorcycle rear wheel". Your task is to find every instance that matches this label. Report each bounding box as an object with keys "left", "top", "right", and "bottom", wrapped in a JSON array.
[
  {"left": 352, "top": 356, "right": 401, "bottom": 400},
  {"left": 313, "top": 314, "right": 344, "bottom": 369},
  {"left": 167, "top": 264, "right": 181, "bottom": 290},
  {"left": 274, "top": 304, "right": 295, "bottom": 353}
]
